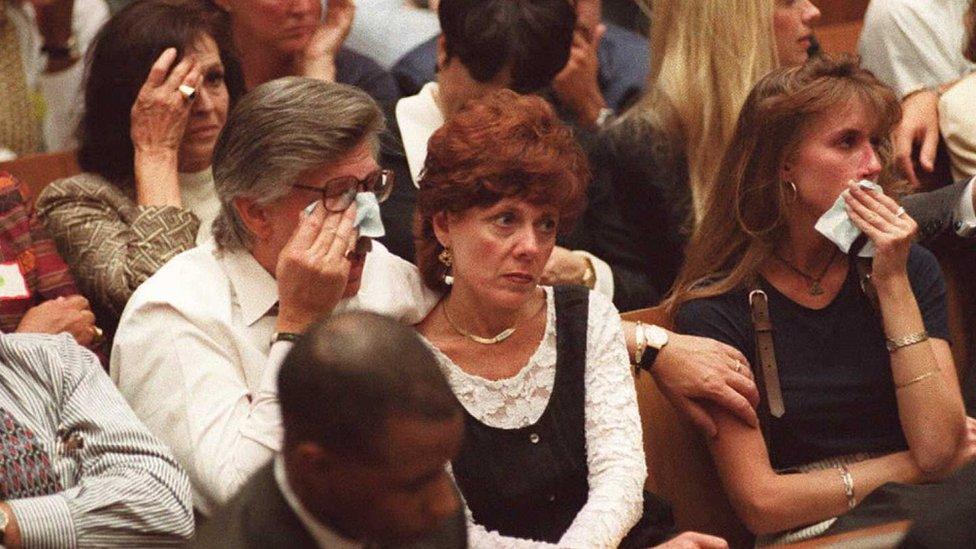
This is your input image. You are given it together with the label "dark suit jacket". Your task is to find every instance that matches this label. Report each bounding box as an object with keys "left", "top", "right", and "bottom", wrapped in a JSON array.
[
  {"left": 190, "top": 464, "right": 467, "bottom": 549},
  {"left": 899, "top": 461, "right": 976, "bottom": 548},
  {"left": 390, "top": 24, "right": 648, "bottom": 112},
  {"left": 903, "top": 178, "right": 973, "bottom": 245}
]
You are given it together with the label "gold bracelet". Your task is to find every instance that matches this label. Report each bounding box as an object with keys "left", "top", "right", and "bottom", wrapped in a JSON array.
[
  {"left": 885, "top": 330, "right": 929, "bottom": 352},
  {"left": 633, "top": 321, "right": 648, "bottom": 365},
  {"left": 895, "top": 370, "right": 939, "bottom": 389},
  {"left": 838, "top": 465, "right": 856, "bottom": 509}
]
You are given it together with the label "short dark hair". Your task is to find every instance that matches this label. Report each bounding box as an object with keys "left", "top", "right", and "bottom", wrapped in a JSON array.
[
  {"left": 278, "top": 313, "right": 459, "bottom": 462},
  {"left": 438, "top": 0, "right": 576, "bottom": 93},
  {"left": 78, "top": 0, "right": 244, "bottom": 186},
  {"left": 415, "top": 89, "right": 590, "bottom": 293}
]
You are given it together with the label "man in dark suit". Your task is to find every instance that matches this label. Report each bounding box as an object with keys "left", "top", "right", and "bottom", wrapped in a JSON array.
[{"left": 192, "top": 312, "right": 467, "bottom": 549}]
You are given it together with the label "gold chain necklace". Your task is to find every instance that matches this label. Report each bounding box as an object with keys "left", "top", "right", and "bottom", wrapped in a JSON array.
[
  {"left": 442, "top": 299, "right": 518, "bottom": 345},
  {"left": 773, "top": 248, "right": 840, "bottom": 296}
]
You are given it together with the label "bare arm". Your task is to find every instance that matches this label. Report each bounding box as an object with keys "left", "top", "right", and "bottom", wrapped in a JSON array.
[{"left": 846, "top": 184, "right": 965, "bottom": 471}]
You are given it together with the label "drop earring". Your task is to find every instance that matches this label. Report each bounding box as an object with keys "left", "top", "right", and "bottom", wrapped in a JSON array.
[
  {"left": 438, "top": 248, "right": 454, "bottom": 286},
  {"left": 784, "top": 180, "right": 798, "bottom": 202}
]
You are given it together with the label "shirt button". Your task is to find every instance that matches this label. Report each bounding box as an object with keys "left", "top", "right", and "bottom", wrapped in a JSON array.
[{"left": 529, "top": 433, "right": 540, "bottom": 444}]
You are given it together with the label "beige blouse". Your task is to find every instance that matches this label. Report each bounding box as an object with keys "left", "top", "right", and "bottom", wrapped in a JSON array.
[{"left": 35, "top": 173, "right": 201, "bottom": 317}]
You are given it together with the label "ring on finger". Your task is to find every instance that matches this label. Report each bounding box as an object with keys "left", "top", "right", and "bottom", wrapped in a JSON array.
[
  {"left": 895, "top": 206, "right": 907, "bottom": 217},
  {"left": 178, "top": 84, "right": 197, "bottom": 101},
  {"left": 731, "top": 360, "right": 743, "bottom": 374},
  {"left": 90, "top": 325, "right": 104, "bottom": 344}
]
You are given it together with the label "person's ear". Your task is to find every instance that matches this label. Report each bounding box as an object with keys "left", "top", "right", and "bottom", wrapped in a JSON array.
[
  {"left": 436, "top": 35, "right": 448, "bottom": 72},
  {"left": 210, "top": 0, "right": 232, "bottom": 12},
  {"left": 233, "top": 196, "right": 274, "bottom": 243},
  {"left": 780, "top": 161, "right": 793, "bottom": 183},
  {"left": 432, "top": 211, "right": 451, "bottom": 249}
]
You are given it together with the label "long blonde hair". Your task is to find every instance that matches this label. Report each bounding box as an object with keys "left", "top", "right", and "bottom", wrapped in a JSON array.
[
  {"left": 629, "top": 0, "right": 779, "bottom": 225},
  {"left": 665, "top": 55, "right": 902, "bottom": 316}
]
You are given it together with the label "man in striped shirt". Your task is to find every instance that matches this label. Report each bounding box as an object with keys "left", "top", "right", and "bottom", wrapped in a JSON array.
[{"left": 0, "top": 332, "right": 194, "bottom": 546}]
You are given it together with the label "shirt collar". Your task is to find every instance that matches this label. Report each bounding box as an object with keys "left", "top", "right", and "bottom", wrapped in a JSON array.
[
  {"left": 217, "top": 244, "right": 279, "bottom": 326},
  {"left": 274, "top": 456, "right": 366, "bottom": 549},
  {"left": 395, "top": 82, "right": 445, "bottom": 187}
]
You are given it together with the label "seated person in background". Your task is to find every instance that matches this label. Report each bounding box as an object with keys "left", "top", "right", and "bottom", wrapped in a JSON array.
[
  {"left": 392, "top": 0, "right": 648, "bottom": 130},
  {"left": 207, "top": 0, "right": 400, "bottom": 102},
  {"left": 345, "top": 0, "right": 441, "bottom": 70},
  {"left": 858, "top": 0, "right": 976, "bottom": 187},
  {"left": 939, "top": 0, "right": 976, "bottom": 181},
  {"left": 0, "top": 0, "right": 109, "bottom": 159},
  {"left": 669, "top": 55, "right": 971, "bottom": 544},
  {"left": 599, "top": 0, "right": 821, "bottom": 296},
  {"left": 0, "top": 332, "right": 193, "bottom": 547},
  {"left": 0, "top": 172, "right": 97, "bottom": 345},
  {"left": 381, "top": 0, "right": 653, "bottom": 312},
  {"left": 193, "top": 312, "right": 467, "bottom": 549},
  {"left": 111, "top": 77, "right": 438, "bottom": 516},
  {"left": 413, "top": 89, "right": 726, "bottom": 549},
  {"left": 36, "top": 0, "right": 240, "bottom": 340}
]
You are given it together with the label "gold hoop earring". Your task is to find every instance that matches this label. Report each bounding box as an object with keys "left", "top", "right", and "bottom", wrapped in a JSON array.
[{"left": 785, "top": 181, "right": 798, "bottom": 201}]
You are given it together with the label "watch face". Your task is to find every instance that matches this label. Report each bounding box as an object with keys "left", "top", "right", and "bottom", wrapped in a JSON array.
[{"left": 645, "top": 325, "right": 669, "bottom": 349}]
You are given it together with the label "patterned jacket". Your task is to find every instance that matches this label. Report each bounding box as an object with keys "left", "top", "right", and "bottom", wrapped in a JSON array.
[
  {"left": 35, "top": 172, "right": 200, "bottom": 319},
  {"left": 0, "top": 172, "right": 78, "bottom": 332}
]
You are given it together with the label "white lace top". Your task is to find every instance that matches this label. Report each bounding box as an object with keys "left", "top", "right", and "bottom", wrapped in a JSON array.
[{"left": 426, "top": 287, "right": 647, "bottom": 549}]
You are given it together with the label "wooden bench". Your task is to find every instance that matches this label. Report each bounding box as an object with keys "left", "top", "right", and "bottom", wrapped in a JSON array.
[
  {"left": 622, "top": 307, "right": 755, "bottom": 548},
  {"left": 0, "top": 151, "right": 80, "bottom": 206}
]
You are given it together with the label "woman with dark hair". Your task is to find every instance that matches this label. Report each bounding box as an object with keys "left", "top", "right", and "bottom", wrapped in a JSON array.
[
  {"left": 36, "top": 0, "right": 241, "bottom": 327},
  {"left": 414, "top": 89, "right": 718, "bottom": 549},
  {"left": 669, "top": 55, "right": 973, "bottom": 544}
]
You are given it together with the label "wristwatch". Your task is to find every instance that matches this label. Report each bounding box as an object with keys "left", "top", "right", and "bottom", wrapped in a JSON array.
[
  {"left": 270, "top": 332, "right": 302, "bottom": 346},
  {"left": 41, "top": 34, "right": 79, "bottom": 61},
  {"left": 636, "top": 323, "right": 669, "bottom": 373},
  {"left": 579, "top": 255, "right": 596, "bottom": 290}
]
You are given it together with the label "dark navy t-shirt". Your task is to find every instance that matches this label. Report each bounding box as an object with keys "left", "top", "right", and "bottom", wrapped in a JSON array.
[{"left": 676, "top": 245, "right": 950, "bottom": 470}]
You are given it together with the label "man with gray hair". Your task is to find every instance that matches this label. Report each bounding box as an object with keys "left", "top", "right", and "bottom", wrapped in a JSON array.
[{"left": 110, "top": 77, "right": 438, "bottom": 516}]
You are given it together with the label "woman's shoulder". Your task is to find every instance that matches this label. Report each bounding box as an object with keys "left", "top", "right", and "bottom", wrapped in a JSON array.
[
  {"left": 37, "top": 172, "right": 133, "bottom": 210},
  {"left": 674, "top": 287, "right": 751, "bottom": 328}
]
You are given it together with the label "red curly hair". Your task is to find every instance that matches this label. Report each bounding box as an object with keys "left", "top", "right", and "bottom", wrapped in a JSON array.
[{"left": 415, "top": 89, "right": 590, "bottom": 293}]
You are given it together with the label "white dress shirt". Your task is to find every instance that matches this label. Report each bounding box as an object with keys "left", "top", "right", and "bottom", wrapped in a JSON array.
[
  {"left": 2, "top": 0, "right": 109, "bottom": 158},
  {"left": 111, "top": 239, "right": 439, "bottom": 515},
  {"left": 395, "top": 82, "right": 615, "bottom": 300},
  {"left": 858, "top": 0, "right": 975, "bottom": 98}
]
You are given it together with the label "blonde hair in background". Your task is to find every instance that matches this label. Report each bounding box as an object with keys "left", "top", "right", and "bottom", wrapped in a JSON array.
[
  {"left": 630, "top": 0, "right": 778, "bottom": 226},
  {"left": 664, "top": 55, "right": 903, "bottom": 316}
]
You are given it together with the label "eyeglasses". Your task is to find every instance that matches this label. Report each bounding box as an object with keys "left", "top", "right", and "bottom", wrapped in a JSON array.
[{"left": 292, "top": 169, "right": 395, "bottom": 212}]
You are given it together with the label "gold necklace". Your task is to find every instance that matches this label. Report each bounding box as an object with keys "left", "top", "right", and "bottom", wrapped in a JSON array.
[{"left": 442, "top": 299, "right": 518, "bottom": 345}]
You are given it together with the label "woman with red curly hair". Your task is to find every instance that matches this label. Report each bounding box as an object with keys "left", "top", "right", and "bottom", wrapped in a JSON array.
[{"left": 414, "top": 90, "right": 713, "bottom": 549}]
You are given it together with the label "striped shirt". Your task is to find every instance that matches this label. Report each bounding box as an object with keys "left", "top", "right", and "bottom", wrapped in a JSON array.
[{"left": 0, "top": 332, "right": 194, "bottom": 547}]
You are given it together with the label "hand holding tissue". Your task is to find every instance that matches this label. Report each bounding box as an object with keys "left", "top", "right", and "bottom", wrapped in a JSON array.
[{"left": 814, "top": 180, "right": 882, "bottom": 257}]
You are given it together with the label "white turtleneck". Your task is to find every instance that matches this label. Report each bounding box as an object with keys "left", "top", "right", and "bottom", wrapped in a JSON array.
[{"left": 178, "top": 167, "right": 220, "bottom": 244}]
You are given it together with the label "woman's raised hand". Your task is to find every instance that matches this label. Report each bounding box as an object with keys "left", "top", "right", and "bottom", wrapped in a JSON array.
[
  {"left": 843, "top": 181, "right": 918, "bottom": 283},
  {"left": 131, "top": 47, "right": 200, "bottom": 207},
  {"left": 131, "top": 47, "right": 200, "bottom": 157},
  {"left": 298, "top": 0, "right": 355, "bottom": 83}
]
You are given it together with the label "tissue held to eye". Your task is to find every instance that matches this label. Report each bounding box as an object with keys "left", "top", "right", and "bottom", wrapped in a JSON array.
[{"left": 814, "top": 180, "right": 882, "bottom": 257}]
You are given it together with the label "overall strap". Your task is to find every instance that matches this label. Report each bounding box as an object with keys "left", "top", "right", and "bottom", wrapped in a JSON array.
[{"left": 748, "top": 287, "right": 785, "bottom": 418}]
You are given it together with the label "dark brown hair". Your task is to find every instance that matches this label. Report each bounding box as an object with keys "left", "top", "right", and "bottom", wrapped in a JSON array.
[
  {"left": 78, "top": 0, "right": 243, "bottom": 186},
  {"left": 415, "top": 90, "right": 590, "bottom": 293}
]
